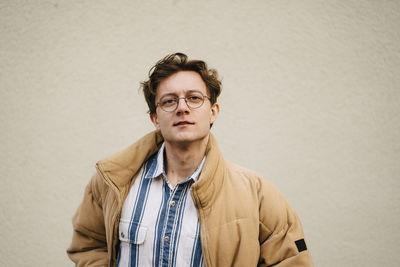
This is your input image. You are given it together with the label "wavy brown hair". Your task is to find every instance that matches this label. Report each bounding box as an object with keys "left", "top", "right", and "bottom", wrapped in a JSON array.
[{"left": 141, "top": 53, "right": 222, "bottom": 114}]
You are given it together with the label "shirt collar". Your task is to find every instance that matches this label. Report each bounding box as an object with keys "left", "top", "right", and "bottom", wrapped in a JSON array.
[{"left": 144, "top": 142, "right": 206, "bottom": 184}]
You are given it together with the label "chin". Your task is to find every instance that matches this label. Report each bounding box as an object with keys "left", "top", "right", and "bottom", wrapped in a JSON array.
[{"left": 164, "top": 131, "right": 208, "bottom": 145}]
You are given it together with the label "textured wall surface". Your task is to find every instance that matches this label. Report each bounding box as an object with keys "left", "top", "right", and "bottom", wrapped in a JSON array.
[{"left": 1, "top": 0, "right": 399, "bottom": 266}]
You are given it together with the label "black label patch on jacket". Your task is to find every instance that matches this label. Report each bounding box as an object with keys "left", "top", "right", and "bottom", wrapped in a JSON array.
[{"left": 295, "top": 239, "right": 307, "bottom": 252}]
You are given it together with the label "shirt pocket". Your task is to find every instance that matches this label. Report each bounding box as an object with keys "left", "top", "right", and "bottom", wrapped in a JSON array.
[{"left": 119, "top": 219, "right": 147, "bottom": 245}]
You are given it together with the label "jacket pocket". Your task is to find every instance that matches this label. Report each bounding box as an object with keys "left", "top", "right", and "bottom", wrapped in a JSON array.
[{"left": 119, "top": 219, "right": 147, "bottom": 245}]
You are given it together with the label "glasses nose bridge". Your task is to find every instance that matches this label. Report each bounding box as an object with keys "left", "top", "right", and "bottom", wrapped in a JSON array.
[{"left": 175, "top": 96, "right": 190, "bottom": 110}]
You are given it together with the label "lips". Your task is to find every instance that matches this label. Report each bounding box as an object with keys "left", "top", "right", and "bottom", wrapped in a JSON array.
[{"left": 173, "top": 121, "right": 194, "bottom": 126}]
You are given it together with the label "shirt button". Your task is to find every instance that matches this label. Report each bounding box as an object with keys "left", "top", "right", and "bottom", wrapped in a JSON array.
[
  {"left": 164, "top": 236, "right": 170, "bottom": 242},
  {"left": 121, "top": 232, "right": 125, "bottom": 238},
  {"left": 170, "top": 201, "right": 176, "bottom": 207}
]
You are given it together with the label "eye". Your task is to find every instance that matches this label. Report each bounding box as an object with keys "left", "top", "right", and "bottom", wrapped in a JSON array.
[
  {"left": 163, "top": 99, "right": 174, "bottom": 104},
  {"left": 187, "top": 94, "right": 203, "bottom": 103},
  {"left": 160, "top": 96, "right": 177, "bottom": 107}
]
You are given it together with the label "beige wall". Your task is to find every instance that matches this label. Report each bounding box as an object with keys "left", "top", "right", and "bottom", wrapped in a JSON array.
[{"left": 1, "top": 1, "right": 399, "bottom": 266}]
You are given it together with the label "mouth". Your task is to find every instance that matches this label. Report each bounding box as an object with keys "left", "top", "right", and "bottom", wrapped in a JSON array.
[{"left": 173, "top": 121, "right": 194, "bottom": 126}]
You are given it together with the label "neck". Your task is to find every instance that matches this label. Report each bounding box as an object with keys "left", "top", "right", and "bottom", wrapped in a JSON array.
[{"left": 164, "top": 134, "right": 209, "bottom": 187}]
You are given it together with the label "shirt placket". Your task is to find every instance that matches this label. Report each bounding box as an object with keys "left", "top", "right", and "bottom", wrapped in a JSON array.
[{"left": 160, "top": 184, "right": 185, "bottom": 267}]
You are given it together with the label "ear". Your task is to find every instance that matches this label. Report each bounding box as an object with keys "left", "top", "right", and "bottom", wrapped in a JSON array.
[
  {"left": 209, "top": 103, "right": 220, "bottom": 125},
  {"left": 150, "top": 113, "right": 161, "bottom": 131}
]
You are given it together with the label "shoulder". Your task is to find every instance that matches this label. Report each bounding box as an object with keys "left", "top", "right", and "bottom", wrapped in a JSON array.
[
  {"left": 224, "top": 160, "right": 289, "bottom": 215},
  {"left": 84, "top": 170, "right": 112, "bottom": 206},
  {"left": 224, "top": 160, "right": 277, "bottom": 192}
]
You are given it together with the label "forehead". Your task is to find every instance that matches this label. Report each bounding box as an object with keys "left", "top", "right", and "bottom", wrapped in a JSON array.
[{"left": 156, "top": 71, "right": 207, "bottom": 98}]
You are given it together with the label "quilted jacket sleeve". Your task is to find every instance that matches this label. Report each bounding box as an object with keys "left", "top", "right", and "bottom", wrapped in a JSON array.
[
  {"left": 258, "top": 178, "right": 313, "bottom": 267},
  {"left": 67, "top": 173, "right": 109, "bottom": 267}
]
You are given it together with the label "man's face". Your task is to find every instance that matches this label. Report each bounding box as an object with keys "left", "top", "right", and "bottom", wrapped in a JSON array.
[{"left": 150, "top": 71, "right": 219, "bottom": 146}]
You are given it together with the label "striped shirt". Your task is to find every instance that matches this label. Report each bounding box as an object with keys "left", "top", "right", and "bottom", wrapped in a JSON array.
[{"left": 117, "top": 143, "right": 205, "bottom": 267}]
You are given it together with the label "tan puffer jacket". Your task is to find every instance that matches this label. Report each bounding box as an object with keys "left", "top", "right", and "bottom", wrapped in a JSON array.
[{"left": 67, "top": 131, "right": 313, "bottom": 267}]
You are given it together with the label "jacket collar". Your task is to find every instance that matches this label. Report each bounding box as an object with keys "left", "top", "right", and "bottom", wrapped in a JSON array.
[
  {"left": 96, "top": 131, "right": 225, "bottom": 208},
  {"left": 96, "top": 131, "right": 163, "bottom": 190}
]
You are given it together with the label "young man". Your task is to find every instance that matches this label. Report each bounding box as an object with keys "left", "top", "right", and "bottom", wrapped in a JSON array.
[{"left": 67, "top": 53, "right": 313, "bottom": 266}]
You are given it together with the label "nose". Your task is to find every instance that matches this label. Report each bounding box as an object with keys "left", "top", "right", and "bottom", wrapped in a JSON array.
[{"left": 175, "top": 97, "right": 190, "bottom": 114}]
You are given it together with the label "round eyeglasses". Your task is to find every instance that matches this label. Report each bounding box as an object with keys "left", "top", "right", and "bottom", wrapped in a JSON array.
[{"left": 156, "top": 92, "right": 211, "bottom": 112}]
